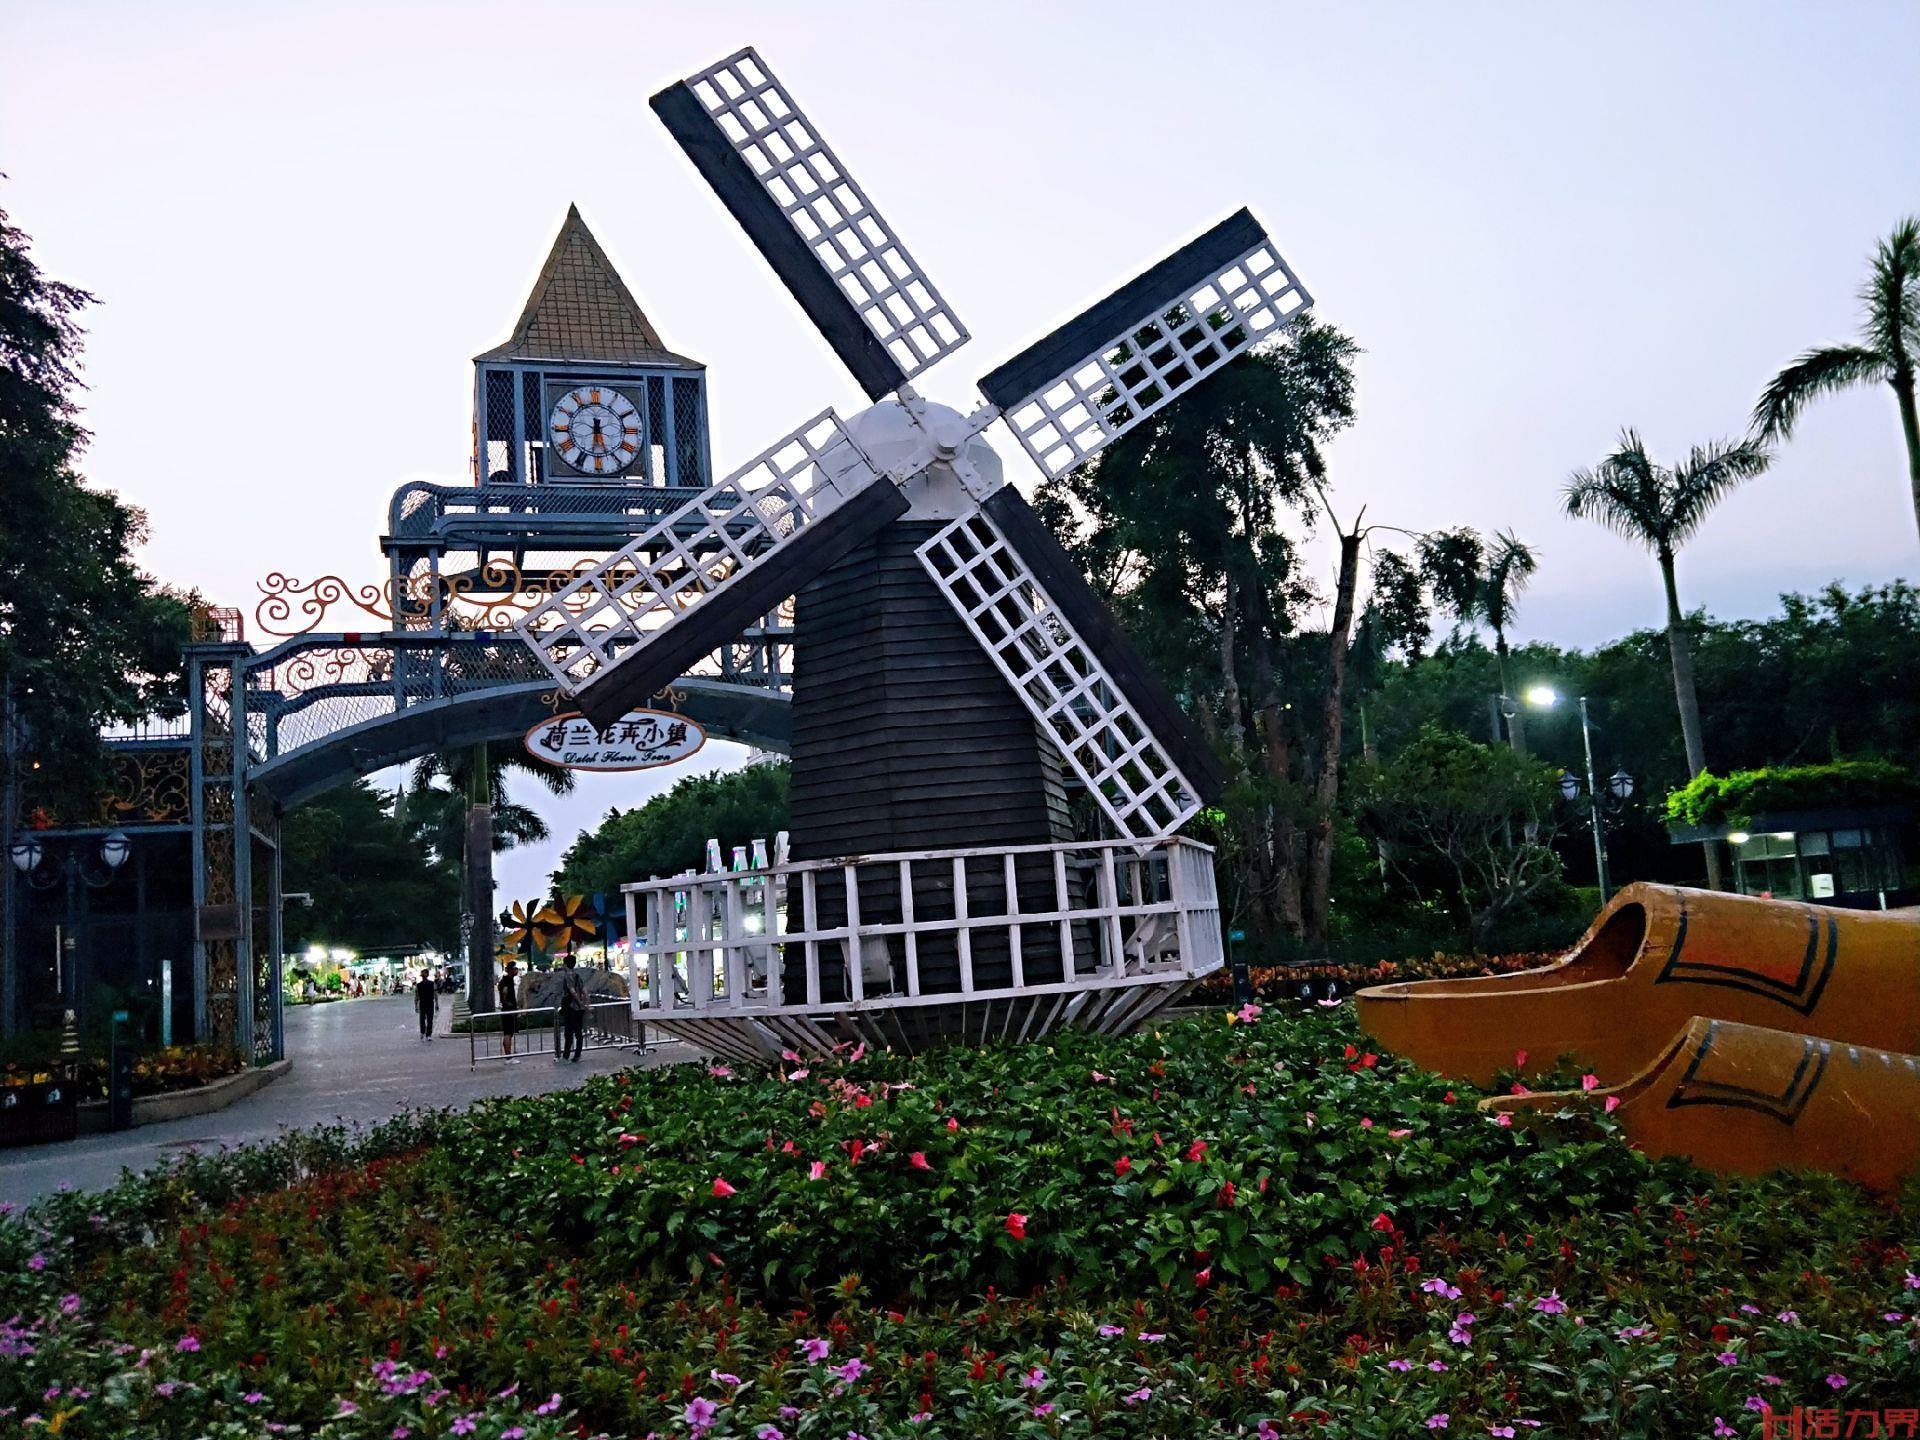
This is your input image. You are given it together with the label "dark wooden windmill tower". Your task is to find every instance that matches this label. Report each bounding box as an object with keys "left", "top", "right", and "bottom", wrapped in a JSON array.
[{"left": 514, "top": 47, "right": 1315, "bottom": 1058}]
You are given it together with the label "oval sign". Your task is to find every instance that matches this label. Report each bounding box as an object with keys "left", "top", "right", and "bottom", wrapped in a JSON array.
[{"left": 523, "top": 708, "right": 706, "bottom": 772}]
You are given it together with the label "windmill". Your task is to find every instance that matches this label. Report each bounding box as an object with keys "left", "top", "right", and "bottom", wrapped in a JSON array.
[
  {"left": 500, "top": 899, "right": 560, "bottom": 967},
  {"left": 547, "top": 893, "right": 599, "bottom": 961},
  {"left": 512, "top": 47, "right": 1316, "bottom": 1056}
]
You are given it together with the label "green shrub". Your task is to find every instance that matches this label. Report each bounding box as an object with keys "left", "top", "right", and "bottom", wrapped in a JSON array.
[{"left": 1665, "top": 759, "right": 1918, "bottom": 828}]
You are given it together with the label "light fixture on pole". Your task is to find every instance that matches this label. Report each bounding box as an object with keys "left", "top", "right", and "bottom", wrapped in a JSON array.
[{"left": 1525, "top": 688, "right": 1630, "bottom": 902}]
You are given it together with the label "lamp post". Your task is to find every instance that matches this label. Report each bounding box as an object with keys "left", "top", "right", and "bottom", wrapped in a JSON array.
[
  {"left": 8, "top": 831, "right": 133, "bottom": 1015},
  {"left": 1524, "top": 689, "right": 1632, "bottom": 902}
]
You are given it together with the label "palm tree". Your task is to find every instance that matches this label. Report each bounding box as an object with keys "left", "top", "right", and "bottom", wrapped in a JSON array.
[
  {"left": 1478, "top": 530, "right": 1539, "bottom": 752},
  {"left": 1753, "top": 217, "right": 1920, "bottom": 544},
  {"left": 1564, "top": 430, "right": 1772, "bottom": 888},
  {"left": 410, "top": 741, "right": 574, "bottom": 1013}
]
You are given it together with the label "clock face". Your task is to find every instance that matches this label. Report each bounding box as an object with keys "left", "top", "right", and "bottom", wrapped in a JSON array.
[{"left": 548, "top": 386, "right": 641, "bottom": 476}]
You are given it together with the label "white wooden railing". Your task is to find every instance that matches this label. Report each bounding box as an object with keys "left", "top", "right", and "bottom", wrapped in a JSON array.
[{"left": 620, "top": 836, "right": 1223, "bottom": 1025}]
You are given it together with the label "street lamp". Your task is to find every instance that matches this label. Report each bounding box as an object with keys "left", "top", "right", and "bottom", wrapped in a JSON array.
[{"left": 1524, "top": 690, "right": 1630, "bottom": 902}]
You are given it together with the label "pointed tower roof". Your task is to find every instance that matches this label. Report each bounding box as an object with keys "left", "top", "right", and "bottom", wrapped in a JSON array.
[{"left": 476, "top": 205, "right": 701, "bottom": 368}]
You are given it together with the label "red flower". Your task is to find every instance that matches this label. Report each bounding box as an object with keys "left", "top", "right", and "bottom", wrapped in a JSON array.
[
  {"left": 617, "top": 1133, "right": 641, "bottom": 1149},
  {"left": 946, "top": 1117, "right": 960, "bottom": 1132},
  {"left": 711, "top": 1177, "right": 737, "bottom": 1198},
  {"left": 1195, "top": 1266, "right": 1212, "bottom": 1287},
  {"left": 1114, "top": 1155, "right": 1132, "bottom": 1177},
  {"left": 1005, "top": 1213, "right": 1028, "bottom": 1240},
  {"left": 1219, "top": 1181, "right": 1236, "bottom": 1208},
  {"left": 1371, "top": 1212, "right": 1395, "bottom": 1233},
  {"left": 910, "top": 1151, "right": 931, "bottom": 1171},
  {"left": 1184, "top": 1139, "right": 1209, "bottom": 1163}
]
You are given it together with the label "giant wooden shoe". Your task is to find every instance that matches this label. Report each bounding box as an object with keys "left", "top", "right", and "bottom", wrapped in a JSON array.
[
  {"left": 1483, "top": 1017, "right": 1920, "bottom": 1194},
  {"left": 1355, "top": 885, "right": 1920, "bottom": 1088}
]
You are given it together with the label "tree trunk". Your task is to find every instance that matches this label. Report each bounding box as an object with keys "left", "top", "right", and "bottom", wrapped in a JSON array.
[
  {"left": 464, "top": 745, "right": 496, "bottom": 1015},
  {"left": 1893, "top": 369, "right": 1920, "bottom": 549},
  {"left": 1303, "top": 530, "right": 1362, "bottom": 947},
  {"left": 1495, "top": 632, "right": 1526, "bottom": 754},
  {"left": 1257, "top": 705, "right": 1305, "bottom": 940},
  {"left": 1218, "top": 573, "right": 1246, "bottom": 759},
  {"left": 1660, "top": 548, "right": 1725, "bottom": 889}
]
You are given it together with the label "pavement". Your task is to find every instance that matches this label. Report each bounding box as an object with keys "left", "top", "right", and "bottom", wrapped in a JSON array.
[{"left": 0, "top": 995, "right": 694, "bottom": 1206}]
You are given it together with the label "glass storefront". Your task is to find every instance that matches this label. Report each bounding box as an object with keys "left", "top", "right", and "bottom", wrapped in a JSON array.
[{"left": 1729, "top": 826, "right": 1905, "bottom": 902}]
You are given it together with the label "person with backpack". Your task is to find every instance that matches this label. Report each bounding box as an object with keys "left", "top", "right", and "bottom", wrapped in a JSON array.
[{"left": 558, "top": 954, "right": 590, "bottom": 1063}]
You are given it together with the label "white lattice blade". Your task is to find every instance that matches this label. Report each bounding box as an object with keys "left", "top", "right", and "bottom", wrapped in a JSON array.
[
  {"left": 980, "top": 210, "right": 1312, "bottom": 480},
  {"left": 915, "top": 512, "right": 1203, "bottom": 843},
  {"left": 512, "top": 410, "right": 882, "bottom": 696},
  {"left": 675, "top": 48, "right": 970, "bottom": 383}
]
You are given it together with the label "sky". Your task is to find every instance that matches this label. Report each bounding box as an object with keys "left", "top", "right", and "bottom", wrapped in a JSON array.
[{"left": 4, "top": 1, "right": 1918, "bottom": 901}]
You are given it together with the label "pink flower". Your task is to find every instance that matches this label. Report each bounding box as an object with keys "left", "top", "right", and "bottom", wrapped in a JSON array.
[
  {"left": 535, "top": 1394, "right": 561, "bottom": 1416},
  {"left": 1826, "top": 1373, "right": 1848, "bottom": 1390},
  {"left": 1388, "top": 1359, "right": 1413, "bottom": 1372},
  {"left": 1532, "top": 1292, "right": 1567, "bottom": 1315},
  {"left": 1604, "top": 1096, "right": 1621, "bottom": 1114},
  {"left": 1421, "top": 1278, "right": 1462, "bottom": 1300},
  {"left": 909, "top": 1152, "right": 931, "bottom": 1171},
  {"left": 1021, "top": 1367, "right": 1046, "bottom": 1390},
  {"left": 1745, "top": 1397, "right": 1769, "bottom": 1412},
  {"left": 946, "top": 1117, "right": 959, "bottom": 1131},
  {"left": 1389, "top": 1128, "right": 1413, "bottom": 1139},
  {"left": 1123, "top": 1387, "right": 1152, "bottom": 1406},
  {"left": 1490, "top": 1429, "right": 1517, "bottom": 1438},
  {"left": 1514, "top": 1049, "right": 1529, "bottom": 1067},
  {"left": 1097, "top": 1324, "right": 1125, "bottom": 1337},
  {"left": 175, "top": 1335, "right": 200, "bottom": 1352},
  {"left": 1138, "top": 1331, "right": 1165, "bottom": 1342},
  {"left": 797, "top": 1336, "right": 831, "bottom": 1362},
  {"left": 711, "top": 1177, "right": 736, "bottom": 1198},
  {"left": 758, "top": 1428, "right": 786, "bottom": 1440},
  {"left": 450, "top": 1417, "right": 477, "bottom": 1436},
  {"left": 809, "top": 1161, "right": 827, "bottom": 1181},
  {"left": 1712, "top": 1423, "right": 1735, "bottom": 1439},
  {"left": 684, "top": 1397, "right": 718, "bottom": 1430},
  {"left": 711, "top": 1370, "right": 741, "bottom": 1386},
  {"left": 1360, "top": 1117, "right": 1374, "bottom": 1130},
  {"left": 832, "top": 1357, "right": 868, "bottom": 1383},
  {"left": 1580, "top": 1074, "right": 1599, "bottom": 1091},
  {"left": 708, "top": 1064, "right": 731, "bottom": 1078},
  {"left": 1428, "top": 1360, "right": 1449, "bottom": 1373},
  {"left": 1005, "top": 1212, "right": 1028, "bottom": 1240},
  {"left": 1493, "top": 1113, "right": 1514, "bottom": 1128},
  {"left": 1716, "top": 1351, "right": 1739, "bottom": 1366},
  {"left": 1236, "top": 1002, "right": 1262, "bottom": 1024},
  {"left": 1427, "top": 1416, "right": 1450, "bottom": 1430},
  {"left": 1033, "top": 1403, "right": 1055, "bottom": 1417}
]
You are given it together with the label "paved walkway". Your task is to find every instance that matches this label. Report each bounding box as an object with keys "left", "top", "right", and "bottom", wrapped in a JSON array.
[{"left": 0, "top": 996, "right": 692, "bottom": 1206}]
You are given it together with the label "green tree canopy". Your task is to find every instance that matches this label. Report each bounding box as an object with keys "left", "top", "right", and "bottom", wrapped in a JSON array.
[
  {"left": 281, "top": 780, "right": 460, "bottom": 954},
  {"left": 1, "top": 201, "right": 195, "bottom": 816},
  {"left": 553, "top": 763, "right": 789, "bottom": 897}
]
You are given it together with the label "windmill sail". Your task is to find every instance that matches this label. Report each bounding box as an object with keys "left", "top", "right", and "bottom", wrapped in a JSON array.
[
  {"left": 916, "top": 488, "right": 1226, "bottom": 842},
  {"left": 652, "top": 47, "right": 970, "bottom": 400},
  {"left": 978, "top": 209, "right": 1311, "bottom": 479},
  {"left": 513, "top": 411, "right": 904, "bottom": 728}
]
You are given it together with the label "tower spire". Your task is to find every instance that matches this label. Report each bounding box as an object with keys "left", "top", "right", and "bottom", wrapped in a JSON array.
[{"left": 476, "top": 204, "right": 696, "bottom": 367}]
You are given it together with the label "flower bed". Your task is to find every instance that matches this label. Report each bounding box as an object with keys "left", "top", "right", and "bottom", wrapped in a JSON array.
[
  {"left": 1194, "top": 951, "right": 1559, "bottom": 1005},
  {"left": 2, "top": 1010, "right": 1915, "bottom": 1437}
]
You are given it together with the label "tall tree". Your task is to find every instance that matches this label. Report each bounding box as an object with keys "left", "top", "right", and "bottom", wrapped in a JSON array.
[
  {"left": 410, "top": 740, "right": 574, "bottom": 1012},
  {"left": 1564, "top": 430, "right": 1772, "bottom": 887},
  {"left": 281, "top": 780, "right": 460, "bottom": 954},
  {"left": 1478, "top": 530, "right": 1540, "bottom": 752},
  {"left": 1753, "top": 216, "right": 1920, "bottom": 544},
  {"left": 1036, "top": 318, "right": 1360, "bottom": 947},
  {"left": 0, "top": 201, "right": 194, "bottom": 818}
]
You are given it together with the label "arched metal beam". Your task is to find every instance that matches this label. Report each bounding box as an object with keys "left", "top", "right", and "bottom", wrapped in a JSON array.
[{"left": 249, "top": 677, "right": 788, "bottom": 811}]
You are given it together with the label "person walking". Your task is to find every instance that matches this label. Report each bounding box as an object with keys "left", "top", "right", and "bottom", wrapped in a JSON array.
[
  {"left": 412, "top": 968, "right": 437, "bottom": 1040},
  {"left": 497, "top": 961, "right": 521, "bottom": 1061},
  {"left": 558, "top": 954, "right": 589, "bottom": 1063}
]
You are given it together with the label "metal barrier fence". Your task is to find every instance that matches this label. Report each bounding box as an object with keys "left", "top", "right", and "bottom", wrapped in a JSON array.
[{"left": 466, "top": 999, "right": 650, "bottom": 1066}]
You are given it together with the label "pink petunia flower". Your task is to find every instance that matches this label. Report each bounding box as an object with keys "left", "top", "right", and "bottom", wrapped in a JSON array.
[{"left": 798, "top": 1338, "right": 831, "bottom": 1363}]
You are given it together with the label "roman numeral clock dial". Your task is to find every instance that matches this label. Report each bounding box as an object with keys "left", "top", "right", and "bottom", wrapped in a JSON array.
[{"left": 549, "top": 385, "right": 641, "bottom": 476}]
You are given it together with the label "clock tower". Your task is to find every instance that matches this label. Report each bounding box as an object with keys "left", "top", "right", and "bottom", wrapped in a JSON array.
[{"left": 473, "top": 205, "right": 710, "bottom": 487}]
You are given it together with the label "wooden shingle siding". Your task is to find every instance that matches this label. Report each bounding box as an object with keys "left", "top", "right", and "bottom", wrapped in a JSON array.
[{"left": 785, "top": 520, "right": 1077, "bottom": 1027}]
